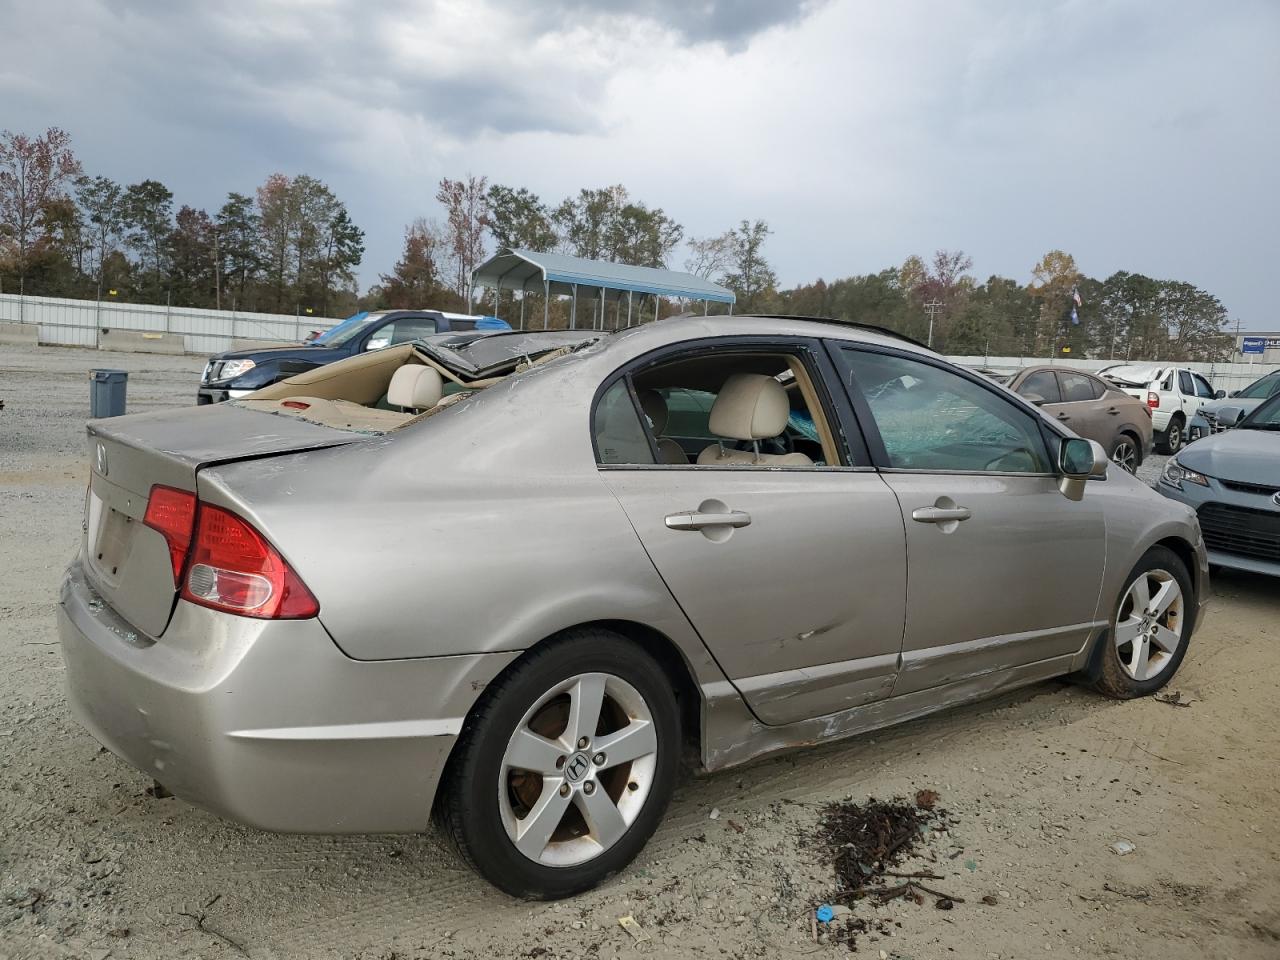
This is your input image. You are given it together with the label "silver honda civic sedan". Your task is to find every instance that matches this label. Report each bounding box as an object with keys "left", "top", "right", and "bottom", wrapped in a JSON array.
[{"left": 57, "top": 316, "right": 1208, "bottom": 898}]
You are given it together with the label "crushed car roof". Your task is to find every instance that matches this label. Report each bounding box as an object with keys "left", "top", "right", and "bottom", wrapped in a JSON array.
[{"left": 415, "top": 330, "right": 600, "bottom": 377}]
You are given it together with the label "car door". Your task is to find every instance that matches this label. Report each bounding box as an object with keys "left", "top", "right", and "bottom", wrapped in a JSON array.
[
  {"left": 1052, "top": 371, "right": 1112, "bottom": 446},
  {"left": 832, "top": 345, "right": 1106, "bottom": 696},
  {"left": 595, "top": 339, "right": 908, "bottom": 726},
  {"left": 1177, "top": 370, "right": 1201, "bottom": 419}
]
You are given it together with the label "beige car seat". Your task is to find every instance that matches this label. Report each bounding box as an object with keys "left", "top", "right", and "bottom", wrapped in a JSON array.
[
  {"left": 386, "top": 364, "right": 444, "bottom": 413},
  {"left": 638, "top": 389, "right": 689, "bottom": 464},
  {"left": 697, "top": 373, "right": 813, "bottom": 466}
]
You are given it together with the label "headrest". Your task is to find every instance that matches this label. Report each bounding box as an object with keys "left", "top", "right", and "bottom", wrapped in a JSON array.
[
  {"left": 638, "top": 389, "right": 669, "bottom": 435},
  {"left": 387, "top": 364, "right": 443, "bottom": 410},
  {"left": 708, "top": 373, "right": 789, "bottom": 440}
]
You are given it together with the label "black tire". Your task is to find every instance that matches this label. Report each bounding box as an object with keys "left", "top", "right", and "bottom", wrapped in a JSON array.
[
  {"left": 1108, "top": 432, "right": 1141, "bottom": 474},
  {"left": 1155, "top": 416, "right": 1184, "bottom": 454},
  {"left": 1090, "top": 545, "right": 1194, "bottom": 700},
  {"left": 438, "top": 628, "right": 681, "bottom": 899}
]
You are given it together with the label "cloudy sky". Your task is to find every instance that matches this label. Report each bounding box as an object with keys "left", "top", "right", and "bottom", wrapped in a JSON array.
[{"left": 3, "top": 0, "right": 1277, "bottom": 327}]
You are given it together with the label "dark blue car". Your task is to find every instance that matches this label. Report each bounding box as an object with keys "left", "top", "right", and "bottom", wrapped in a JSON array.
[{"left": 197, "top": 309, "right": 511, "bottom": 403}]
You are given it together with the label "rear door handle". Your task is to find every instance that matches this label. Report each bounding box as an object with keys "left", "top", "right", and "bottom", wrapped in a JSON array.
[
  {"left": 1107, "top": 406, "right": 1119, "bottom": 415},
  {"left": 912, "top": 506, "right": 972, "bottom": 524},
  {"left": 1055, "top": 412, "right": 1070, "bottom": 420},
  {"left": 665, "top": 510, "right": 752, "bottom": 531}
]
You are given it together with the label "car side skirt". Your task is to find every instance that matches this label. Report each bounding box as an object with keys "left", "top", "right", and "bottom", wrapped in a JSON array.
[{"left": 699, "top": 648, "right": 1086, "bottom": 773}]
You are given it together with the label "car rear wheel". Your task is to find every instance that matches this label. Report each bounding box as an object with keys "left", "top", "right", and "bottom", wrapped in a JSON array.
[
  {"left": 1156, "top": 417, "right": 1183, "bottom": 454},
  {"left": 1092, "top": 546, "right": 1193, "bottom": 699},
  {"left": 438, "top": 628, "right": 681, "bottom": 899},
  {"left": 1108, "top": 433, "right": 1140, "bottom": 474}
]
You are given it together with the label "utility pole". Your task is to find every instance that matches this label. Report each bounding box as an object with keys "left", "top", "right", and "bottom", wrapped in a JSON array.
[{"left": 923, "top": 299, "right": 943, "bottom": 349}]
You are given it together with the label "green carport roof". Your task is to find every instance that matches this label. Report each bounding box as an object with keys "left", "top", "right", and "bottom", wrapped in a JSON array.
[{"left": 471, "top": 248, "right": 736, "bottom": 304}]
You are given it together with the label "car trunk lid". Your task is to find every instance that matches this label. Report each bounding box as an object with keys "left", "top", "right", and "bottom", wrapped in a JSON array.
[{"left": 83, "top": 403, "right": 365, "bottom": 637}]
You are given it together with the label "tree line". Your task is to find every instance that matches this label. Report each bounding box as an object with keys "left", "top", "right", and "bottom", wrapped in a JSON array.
[
  {"left": 2, "top": 127, "right": 1234, "bottom": 360},
  {"left": 0, "top": 127, "right": 364, "bottom": 316}
]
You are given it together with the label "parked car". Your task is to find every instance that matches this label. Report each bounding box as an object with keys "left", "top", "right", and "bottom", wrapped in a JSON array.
[
  {"left": 1157, "top": 391, "right": 1280, "bottom": 577},
  {"left": 196, "top": 309, "right": 510, "bottom": 404},
  {"left": 997, "top": 366, "right": 1153, "bottom": 473},
  {"left": 1099, "top": 364, "right": 1220, "bottom": 453},
  {"left": 59, "top": 317, "right": 1207, "bottom": 899},
  {"left": 1188, "top": 369, "right": 1280, "bottom": 442}
]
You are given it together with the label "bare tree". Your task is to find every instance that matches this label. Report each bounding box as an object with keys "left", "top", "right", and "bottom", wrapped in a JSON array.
[
  {"left": 684, "top": 232, "right": 734, "bottom": 279},
  {"left": 0, "top": 127, "right": 82, "bottom": 292},
  {"left": 436, "top": 175, "right": 489, "bottom": 301}
]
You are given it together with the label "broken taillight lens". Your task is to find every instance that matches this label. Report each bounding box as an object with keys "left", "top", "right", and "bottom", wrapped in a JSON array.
[
  {"left": 180, "top": 503, "right": 319, "bottom": 619},
  {"left": 1147, "top": 391, "right": 1160, "bottom": 409},
  {"left": 143, "top": 485, "right": 197, "bottom": 583}
]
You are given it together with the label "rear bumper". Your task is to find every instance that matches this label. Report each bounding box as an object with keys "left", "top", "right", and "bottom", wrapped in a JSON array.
[{"left": 58, "top": 558, "right": 518, "bottom": 833}]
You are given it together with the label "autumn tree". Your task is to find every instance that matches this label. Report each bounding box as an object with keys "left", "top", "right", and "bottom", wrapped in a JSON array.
[
  {"left": 0, "top": 127, "right": 82, "bottom": 292},
  {"left": 1028, "top": 249, "right": 1083, "bottom": 356},
  {"left": 722, "top": 219, "right": 777, "bottom": 312},
  {"left": 554, "top": 185, "right": 682, "bottom": 267},
  {"left": 436, "top": 175, "right": 489, "bottom": 300},
  {"left": 166, "top": 206, "right": 217, "bottom": 307}
]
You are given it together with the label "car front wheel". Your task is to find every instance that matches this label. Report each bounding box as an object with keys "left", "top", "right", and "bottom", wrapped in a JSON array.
[
  {"left": 1092, "top": 546, "right": 1193, "bottom": 699},
  {"left": 438, "top": 628, "right": 681, "bottom": 899}
]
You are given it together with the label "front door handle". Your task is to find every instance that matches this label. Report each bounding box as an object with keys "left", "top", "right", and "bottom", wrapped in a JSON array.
[
  {"left": 665, "top": 509, "right": 752, "bottom": 531},
  {"left": 911, "top": 505, "right": 972, "bottom": 524}
]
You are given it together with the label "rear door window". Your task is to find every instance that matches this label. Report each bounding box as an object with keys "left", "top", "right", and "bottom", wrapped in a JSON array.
[
  {"left": 1018, "top": 370, "right": 1062, "bottom": 404},
  {"left": 367, "top": 317, "right": 438, "bottom": 349},
  {"left": 1059, "top": 372, "right": 1099, "bottom": 403},
  {"left": 1178, "top": 370, "right": 1195, "bottom": 395}
]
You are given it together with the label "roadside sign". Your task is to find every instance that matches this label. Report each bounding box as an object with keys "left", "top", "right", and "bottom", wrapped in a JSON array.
[{"left": 1242, "top": 337, "right": 1266, "bottom": 355}]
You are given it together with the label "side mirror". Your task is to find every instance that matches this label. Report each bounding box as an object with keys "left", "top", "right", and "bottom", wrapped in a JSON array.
[
  {"left": 1217, "top": 406, "right": 1246, "bottom": 428},
  {"left": 1058, "top": 437, "right": 1108, "bottom": 501},
  {"left": 1214, "top": 389, "right": 1227, "bottom": 399},
  {"left": 1022, "top": 392, "right": 1047, "bottom": 406}
]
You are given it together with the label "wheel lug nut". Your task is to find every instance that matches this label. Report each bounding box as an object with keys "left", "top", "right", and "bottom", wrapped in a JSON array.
[
  {"left": 592, "top": 753, "right": 606, "bottom": 766},
  {"left": 559, "top": 783, "right": 570, "bottom": 797},
  {"left": 583, "top": 781, "right": 595, "bottom": 795},
  {"left": 577, "top": 736, "right": 590, "bottom": 749}
]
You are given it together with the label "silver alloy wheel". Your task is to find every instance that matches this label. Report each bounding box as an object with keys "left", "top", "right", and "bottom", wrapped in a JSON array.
[
  {"left": 1114, "top": 568, "right": 1184, "bottom": 681},
  {"left": 1111, "top": 439, "right": 1138, "bottom": 473},
  {"left": 499, "top": 672, "right": 658, "bottom": 867},
  {"left": 1166, "top": 422, "right": 1182, "bottom": 450}
]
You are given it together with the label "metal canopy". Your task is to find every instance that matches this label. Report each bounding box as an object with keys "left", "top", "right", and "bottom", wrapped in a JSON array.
[{"left": 471, "top": 248, "right": 736, "bottom": 304}]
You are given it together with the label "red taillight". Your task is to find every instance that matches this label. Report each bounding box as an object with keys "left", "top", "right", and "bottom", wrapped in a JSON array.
[
  {"left": 180, "top": 503, "right": 319, "bottom": 619},
  {"left": 1147, "top": 391, "right": 1160, "bottom": 409},
  {"left": 143, "top": 485, "right": 197, "bottom": 583}
]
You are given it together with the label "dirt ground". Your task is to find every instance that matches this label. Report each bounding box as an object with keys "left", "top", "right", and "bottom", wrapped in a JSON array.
[{"left": 2, "top": 343, "right": 1278, "bottom": 960}]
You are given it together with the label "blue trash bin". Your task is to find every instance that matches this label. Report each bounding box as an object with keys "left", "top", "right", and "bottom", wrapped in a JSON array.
[{"left": 90, "top": 369, "right": 128, "bottom": 418}]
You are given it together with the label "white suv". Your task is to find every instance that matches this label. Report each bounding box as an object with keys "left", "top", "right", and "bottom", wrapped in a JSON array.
[{"left": 1099, "top": 364, "right": 1218, "bottom": 453}]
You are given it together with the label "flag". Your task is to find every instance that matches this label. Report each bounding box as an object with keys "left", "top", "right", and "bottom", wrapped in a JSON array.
[
  {"left": 1072, "top": 288, "right": 1082, "bottom": 306},
  {"left": 1071, "top": 306, "right": 1079, "bottom": 325}
]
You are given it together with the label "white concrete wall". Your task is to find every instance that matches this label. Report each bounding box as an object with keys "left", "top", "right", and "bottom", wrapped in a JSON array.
[
  {"left": 0, "top": 293, "right": 340, "bottom": 354},
  {"left": 944, "top": 355, "right": 1276, "bottom": 397}
]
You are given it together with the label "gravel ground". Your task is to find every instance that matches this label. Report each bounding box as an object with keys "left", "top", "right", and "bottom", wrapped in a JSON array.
[{"left": 2, "top": 344, "right": 1278, "bottom": 960}]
